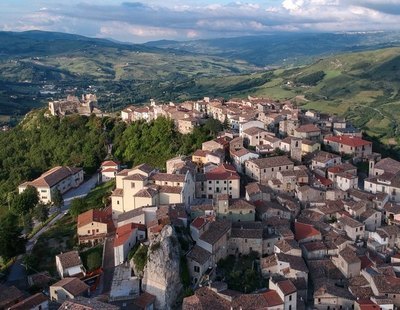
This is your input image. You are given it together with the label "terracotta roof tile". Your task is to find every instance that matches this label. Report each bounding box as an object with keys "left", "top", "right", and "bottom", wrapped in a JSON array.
[
  {"left": 324, "top": 135, "right": 372, "bottom": 147},
  {"left": 52, "top": 277, "right": 89, "bottom": 296},
  {"left": 114, "top": 223, "right": 137, "bottom": 247},
  {"left": 56, "top": 251, "right": 82, "bottom": 269},
  {"left": 295, "top": 221, "right": 321, "bottom": 242}
]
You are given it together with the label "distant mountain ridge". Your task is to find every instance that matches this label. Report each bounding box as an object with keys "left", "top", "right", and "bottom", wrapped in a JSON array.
[{"left": 145, "top": 32, "right": 400, "bottom": 66}]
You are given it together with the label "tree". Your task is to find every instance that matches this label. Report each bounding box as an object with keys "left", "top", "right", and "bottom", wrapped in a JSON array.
[
  {"left": 204, "top": 118, "right": 223, "bottom": 136},
  {"left": 0, "top": 212, "right": 26, "bottom": 260},
  {"left": 52, "top": 189, "right": 63, "bottom": 209},
  {"left": 6, "top": 192, "right": 14, "bottom": 210},
  {"left": 33, "top": 203, "right": 49, "bottom": 223},
  {"left": 22, "top": 213, "right": 33, "bottom": 234},
  {"left": 222, "top": 117, "right": 230, "bottom": 130},
  {"left": 69, "top": 198, "right": 88, "bottom": 218},
  {"left": 12, "top": 185, "right": 39, "bottom": 215}
]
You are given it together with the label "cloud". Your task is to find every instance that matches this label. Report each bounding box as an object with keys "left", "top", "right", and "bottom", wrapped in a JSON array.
[{"left": 1, "top": 1, "right": 400, "bottom": 42}]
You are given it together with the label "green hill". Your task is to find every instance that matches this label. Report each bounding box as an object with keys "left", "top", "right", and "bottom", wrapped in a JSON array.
[
  {"left": 146, "top": 32, "right": 400, "bottom": 67},
  {"left": 184, "top": 48, "right": 400, "bottom": 145},
  {"left": 0, "top": 31, "right": 258, "bottom": 122}
]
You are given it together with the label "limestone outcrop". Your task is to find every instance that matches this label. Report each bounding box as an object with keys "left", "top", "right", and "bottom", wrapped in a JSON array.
[{"left": 142, "top": 225, "right": 182, "bottom": 309}]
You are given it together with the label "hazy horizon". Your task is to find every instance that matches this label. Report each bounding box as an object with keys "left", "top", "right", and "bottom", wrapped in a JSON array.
[{"left": 1, "top": 1, "right": 400, "bottom": 43}]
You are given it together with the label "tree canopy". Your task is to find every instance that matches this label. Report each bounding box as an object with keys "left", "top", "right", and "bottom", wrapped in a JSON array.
[
  {"left": 0, "top": 212, "right": 26, "bottom": 260},
  {"left": 12, "top": 185, "right": 39, "bottom": 215},
  {"left": 0, "top": 112, "right": 108, "bottom": 208}
]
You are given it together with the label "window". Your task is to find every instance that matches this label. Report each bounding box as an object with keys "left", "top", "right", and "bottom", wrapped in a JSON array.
[
  {"left": 245, "top": 239, "right": 247, "bottom": 243},
  {"left": 209, "top": 181, "right": 212, "bottom": 184},
  {"left": 289, "top": 295, "right": 292, "bottom": 301},
  {"left": 194, "top": 266, "right": 200, "bottom": 273},
  {"left": 131, "top": 182, "right": 135, "bottom": 188},
  {"left": 117, "top": 200, "right": 120, "bottom": 205},
  {"left": 88, "top": 230, "right": 90, "bottom": 234},
  {"left": 216, "top": 181, "right": 219, "bottom": 184},
  {"left": 208, "top": 187, "right": 212, "bottom": 190}
]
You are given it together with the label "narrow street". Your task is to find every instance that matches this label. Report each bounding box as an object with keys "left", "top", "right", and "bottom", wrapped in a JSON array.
[
  {"left": 101, "top": 235, "right": 116, "bottom": 294},
  {"left": 6, "top": 174, "right": 99, "bottom": 289}
]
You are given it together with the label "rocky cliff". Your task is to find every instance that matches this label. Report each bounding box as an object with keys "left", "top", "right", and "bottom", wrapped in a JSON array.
[{"left": 142, "top": 225, "right": 183, "bottom": 309}]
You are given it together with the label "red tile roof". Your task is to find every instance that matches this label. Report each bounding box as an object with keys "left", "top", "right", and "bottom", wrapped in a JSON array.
[
  {"left": 262, "top": 290, "right": 283, "bottom": 306},
  {"left": 295, "top": 221, "right": 321, "bottom": 242},
  {"left": 114, "top": 223, "right": 137, "bottom": 247},
  {"left": 191, "top": 216, "right": 209, "bottom": 230},
  {"left": 277, "top": 279, "right": 297, "bottom": 295},
  {"left": 77, "top": 209, "right": 110, "bottom": 228},
  {"left": 101, "top": 160, "right": 119, "bottom": 167},
  {"left": 205, "top": 164, "right": 240, "bottom": 181},
  {"left": 315, "top": 174, "right": 333, "bottom": 186},
  {"left": 324, "top": 135, "right": 372, "bottom": 147}
]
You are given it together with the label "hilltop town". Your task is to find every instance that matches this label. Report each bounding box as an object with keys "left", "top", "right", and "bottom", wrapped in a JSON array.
[{"left": 3, "top": 94, "right": 400, "bottom": 310}]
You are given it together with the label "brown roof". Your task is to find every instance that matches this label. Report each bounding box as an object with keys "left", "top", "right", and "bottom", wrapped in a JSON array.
[
  {"left": 133, "top": 163, "right": 155, "bottom": 174},
  {"left": 276, "top": 253, "right": 309, "bottom": 272},
  {"left": 375, "top": 157, "right": 400, "bottom": 174},
  {"left": 249, "top": 156, "right": 293, "bottom": 169},
  {"left": 134, "top": 188, "right": 158, "bottom": 198},
  {"left": 183, "top": 288, "right": 230, "bottom": 310},
  {"left": 123, "top": 173, "right": 147, "bottom": 181},
  {"left": 9, "top": 293, "right": 48, "bottom": 310},
  {"left": 158, "top": 185, "right": 183, "bottom": 194},
  {"left": 312, "top": 151, "right": 340, "bottom": 163},
  {"left": 0, "top": 285, "right": 25, "bottom": 308},
  {"left": 199, "top": 220, "right": 231, "bottom": 245},
  {"left": 117, "top": 207, "right": 144, "bottom": 223},
  {"left": 187, "top": 245, "right": 212, "bottom": 265},
  {"left": 25, "top": 166, "right": 82, "bottom": 188},
  {"left": 229, "top": 199, "right": 255, "bottom": 211},
  {"left": 58, "top": 297, "right": 119, "bottom": 310},
  {"left": 339, "top": 215, "right": 363, "bottom": 228},
  {"left": 277, "top": 279, "right": 297, "bottom": 295},
  {"left": 150, "top": 173, "right": 186, "bottom": 183},
  {"left": 52, "top": 277, "right": 89, "bottom": 296},
  {"left": 245, "top": 182, "right": 273, "bottom": 196},
  {"left": 111, "top": 188, "right": 124, "bottom": 196},
  {"left": 56, "top": 251, "right": 82, "bottom": 269},
  {"left": 295, "top": 124, "right": 320, "bottom": 133},
  {"left": 243, "top": 126, "right": 267, "bottom": 136},
  {"left": 274, "top": 239, "right": 300, "bottom": 253},
  {"left": 231, "top": 227, "right": 263, "bottom": 239}
]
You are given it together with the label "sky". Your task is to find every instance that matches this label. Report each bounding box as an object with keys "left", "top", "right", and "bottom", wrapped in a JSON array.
[{"left": 1, "top": 0, "right": 400, "bottom": 43}]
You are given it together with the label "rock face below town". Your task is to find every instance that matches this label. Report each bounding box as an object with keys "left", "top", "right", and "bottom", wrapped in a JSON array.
[{"left": 142, "top": 225, "right": 182, "bottom": 309}]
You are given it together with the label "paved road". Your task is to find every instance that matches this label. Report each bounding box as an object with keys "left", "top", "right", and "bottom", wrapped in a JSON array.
[
  {"left": 101, "top": 235, "right": 116, "bottom": 294},
  {"left": 6, "top": 174, "right": 99, "bottom": 288}
]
